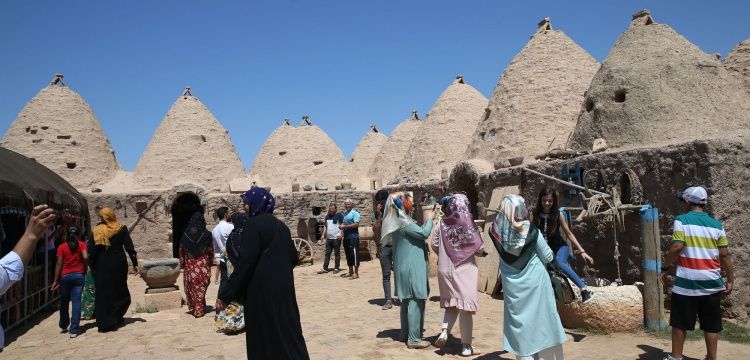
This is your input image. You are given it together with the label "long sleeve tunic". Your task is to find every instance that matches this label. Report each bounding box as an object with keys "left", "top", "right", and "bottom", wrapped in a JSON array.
[{"left": 392, "top": 221, "right": 433, "bottom": 300}]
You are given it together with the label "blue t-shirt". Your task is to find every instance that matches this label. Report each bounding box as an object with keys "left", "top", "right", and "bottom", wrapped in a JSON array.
[{"left": 342, "top": 209, "right": 361, "bottom": 239}]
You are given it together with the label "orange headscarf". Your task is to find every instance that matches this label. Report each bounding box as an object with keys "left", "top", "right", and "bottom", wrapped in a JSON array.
[{"left": 93, "top": 207, "right": 124, "bottom": 247}]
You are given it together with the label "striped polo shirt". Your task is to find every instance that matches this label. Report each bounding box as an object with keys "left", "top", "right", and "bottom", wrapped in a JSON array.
[{"left": 671, "top": 211, "right": 728, "bottom": 296}]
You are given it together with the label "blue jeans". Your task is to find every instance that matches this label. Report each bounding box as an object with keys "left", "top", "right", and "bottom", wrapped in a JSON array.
[
  {"left": 555, "top": 246, "right": 586, "bottom": 290},
  {"left": 59, "top": 272, "right": 85, "bottom": 334}
]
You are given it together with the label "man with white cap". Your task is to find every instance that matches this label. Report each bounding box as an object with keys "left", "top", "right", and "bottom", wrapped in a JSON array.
[{"left": 661, "top": 186, "right": 735, "bottom": 360}]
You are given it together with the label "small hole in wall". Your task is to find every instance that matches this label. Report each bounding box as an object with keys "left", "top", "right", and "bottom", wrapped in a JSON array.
[
  {"left": 313, "top": 160, "right": 323, "bottom": 166},
  {"left": 200, "top": 135, "right": 206, "bottom": 142},
  {"left": 57, "top": 135, "right": 71, "bottom": 139},
  {"left": 25, "top": 127, "right": 31, "bottom": 133},
  {"left": 585, "top": 98, "right": 595, "bottom": 112},
  {"left": 279, "top": 151, "right": 287, "bottom": 156},
  {"left": 66, "top": 162, "right": 77, "bottom": 169},
  {"left": 30, "top": 129, "right": 37, "bottom": 134},
  {"left": 41, "top": 126, "right": 49, "bottom": 130},
  {"left": 489, "top": 129, "right": 496, "bottom": 137},
  {"left": 614, "top": 89, "right": 627, "bottom": 103}
]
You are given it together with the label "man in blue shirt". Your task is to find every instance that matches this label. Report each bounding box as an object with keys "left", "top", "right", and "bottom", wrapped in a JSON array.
[{"left": 339, "top": 199, "right": 361, "bottom": 279}]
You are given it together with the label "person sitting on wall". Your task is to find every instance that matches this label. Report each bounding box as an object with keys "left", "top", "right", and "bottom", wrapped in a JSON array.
[
  {"left": 318, "top": 202, "right": 344, "bottom": 274},
  {"left": 0, "top": 205, "right": 56, "bottom": 350},
  {"left": 339, "top": 198, "right": 361, "bottom": 279},
  {"left": 533, "top": 186, "right": 596, "bottom": 304}
]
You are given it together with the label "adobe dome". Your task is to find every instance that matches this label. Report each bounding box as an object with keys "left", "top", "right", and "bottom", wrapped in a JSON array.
[
  {"left": 248, "top": 117, "right": 350, "bottom": 192},
  {"left": 349, "top": 124, "right": 387, "bottom": 190},
  {"left": 724, "top": 39, "right": 750, "bottom": 97},
  {"left": 1, "top": 74, "right": 120, "bottom": 189},
  {"left": 133, "top": 87, "right": 245, "bottom": 191},
  {"left": 465, "top": 18, "right": 599, "bottom": 164},
  {"left": 401, "top": 76, "right": 488, "bottom": 182},
  {"left": 368, "top": 111, "right": 422, "bottom": 185},
  {"left": 569, "top": 11, "right": 750, "bottom": 151}
]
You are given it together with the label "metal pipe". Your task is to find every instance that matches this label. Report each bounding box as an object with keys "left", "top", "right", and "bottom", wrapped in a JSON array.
[{"left": 520, "top": 167, "right": 610, "bottom": 197}]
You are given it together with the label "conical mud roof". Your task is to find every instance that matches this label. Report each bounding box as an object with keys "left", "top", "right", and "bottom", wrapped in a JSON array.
[
  {"left": 569, "top": 10, "right": 750, "bottom": 151},
  {"left": 134, "top": 87, "right": 245, "bottom": 191},
  {"left": 350, "top": 124, "right": 387, "bottom": 190},
  {"left": 724, "top": 39, "right": 750, "bottom": 97},
  {"left": 465, "top": 18, "right": 599, "bottom": 164},
  {"left": 248, "top": 117, "right": 350, "bottom": 192},
  {"left": 1, "top": 74, "right": 120, "bottom": 189},
  {"left": 368, "top": 111, "right": 422, "bottom": 185},
  {"left": 401, "top": 76, "right": 488, "bottom": 182}
]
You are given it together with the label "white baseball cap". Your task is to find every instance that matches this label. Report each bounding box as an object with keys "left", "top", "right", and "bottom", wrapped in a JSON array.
[{"left": 677, "top": 186, "right": 707, "bottom": 205}]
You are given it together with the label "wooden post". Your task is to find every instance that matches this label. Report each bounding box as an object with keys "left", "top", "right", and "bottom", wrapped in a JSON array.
[{"left": 640, "top": 205, "right": 666, "bottom": 330}]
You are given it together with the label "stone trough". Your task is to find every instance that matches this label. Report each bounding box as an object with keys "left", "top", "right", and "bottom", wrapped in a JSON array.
[{"left": 139, "top": 258, "right": 183, "bottom": 310}]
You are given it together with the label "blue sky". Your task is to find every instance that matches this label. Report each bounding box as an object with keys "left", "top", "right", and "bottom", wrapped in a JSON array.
[{"left": 1, "top": 1, "right": 748, "bottom": 171}]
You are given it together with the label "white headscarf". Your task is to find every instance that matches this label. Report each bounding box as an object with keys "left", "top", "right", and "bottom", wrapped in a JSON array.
[
  {"left": 489, "top": 194, "right": 530, "bottom": 256},
  {"left": 380, "top": 192, "right": 416, "bottom": 245}
]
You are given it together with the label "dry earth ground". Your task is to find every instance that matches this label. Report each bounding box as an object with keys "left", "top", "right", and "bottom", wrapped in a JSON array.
[{"left": 3, "top": 260, "right": 749, "bottom": 359}]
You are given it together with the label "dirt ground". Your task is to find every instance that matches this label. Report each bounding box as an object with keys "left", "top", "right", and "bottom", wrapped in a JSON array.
[{"left": 3, "top": 260, "right": 749, "bottom": 359}]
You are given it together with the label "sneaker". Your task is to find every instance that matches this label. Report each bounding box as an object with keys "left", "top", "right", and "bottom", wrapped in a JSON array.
[
  {"left": 406, "top": 340, "right": 431, "bottom": 349},
  {"left": 461, "top": 345, "right": 481, "bottom": 357},
  {"left": 332, "top": 268, "right": 342, "bottom": 274},
  {"left": 317, "top": 269, "right": 330, "bottom": 274},
  {"left": 349, "top": 274, "right": 359, "bottom": 280},
  {"left": 581, "top": 290, "right": 595, "bottom": 304},
  {"left": 381, "top": 300, "right": 393, "bottom": 310},
  {"left": 435, "top": 330, "right": 448, "bottom": 348},
  {"left": 69, "top": 333, "right": 78, "bottom": 338},
  {"left": 662, "top": 355, "right": 683, "bottom": 360}
]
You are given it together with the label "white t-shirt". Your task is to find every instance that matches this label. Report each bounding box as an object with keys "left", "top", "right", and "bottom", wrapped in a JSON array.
[{"left": 211, "top": 220, "right": 234, "bottom": 263}]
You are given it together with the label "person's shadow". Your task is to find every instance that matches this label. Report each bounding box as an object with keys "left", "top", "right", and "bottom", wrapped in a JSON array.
[
  {"left": 376, "top": 328, "right": 401, "bottom": 341},
  {"left": 636, "top": 344, "right": 700, "bottom": 360}
]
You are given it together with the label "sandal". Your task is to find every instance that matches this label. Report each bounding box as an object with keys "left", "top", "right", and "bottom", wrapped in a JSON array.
[
  {"left": 349, "top": 274, "right": 359, "bottom": 279},
  {"left": 460, "top": 345, "right": 481, "bottom": 357},
  {"left": 340, "top": 273, "right": 352, "bottom": 278}
]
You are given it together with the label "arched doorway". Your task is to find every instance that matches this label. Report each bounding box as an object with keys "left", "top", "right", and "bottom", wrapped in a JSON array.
[{"left": 171, "top": 193, "right": 202, "bottom": 258}]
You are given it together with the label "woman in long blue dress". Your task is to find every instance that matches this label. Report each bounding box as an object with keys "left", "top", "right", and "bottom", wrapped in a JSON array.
[{"left": 489, "top": 194, "right": 566, "bottom": 359}]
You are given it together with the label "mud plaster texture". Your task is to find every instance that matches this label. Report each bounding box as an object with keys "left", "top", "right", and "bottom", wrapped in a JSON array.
[
  {"left": 249, "top": 123, "right": 350, "bottom": 193},
  {"left": 389, "top": 136, "right": 750, "bottom": 324},
  {"left": 569, "top": 16, "right": 750, "bottom": 151},
  {"left": 1, "top": 84, "right": 120, "bottom": 189},
  {"left": 349, "top": 126, "right": 387, "bottom": 190},
  {"left": 133, "top": 94, "right": 245, "bottom": 192},
  {"left": 400, "top": 78, "right": 488, "bottom": 182},
  {"left": 367, "top": 115, "right": 422, "bottom": 185},
  {"left": 466, "top": 22, "right": 599, "bottom": 165},
  {"left": 724, "top": 39, "right": 750, "bottom": 97}
]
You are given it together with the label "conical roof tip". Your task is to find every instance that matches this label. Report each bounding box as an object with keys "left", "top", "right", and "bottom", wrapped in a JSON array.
[
  {"left": 410, "top": 110, "right": 420, "bottom": 120},
  {"left": 283, "top": 118, "right": 292, "bottom": 126},
  {"left": 300, "top": 115, "right": 312, "bottom": 126},
  {"left": 454, "top": 75, "right": 465, "bottom": 84},
  {"left": 630, "top": 9, "right": 654, "bottom": 28},
  {"left": 182, "top": 86, "right": 193, "bottom": 98},
  {"left": 49, "top": 73, "right": 66, "bottom": 87},
  {"left": 537, "top": 17, "right": 552, "bottom": 31},
  {"left": 370, "top": 123, "right": 379, "bottom": 133}
]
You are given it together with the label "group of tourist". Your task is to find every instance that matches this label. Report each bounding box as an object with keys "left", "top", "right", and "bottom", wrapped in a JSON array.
[{"left": 316, "top": 199, "right": 361, "bottom": 278}]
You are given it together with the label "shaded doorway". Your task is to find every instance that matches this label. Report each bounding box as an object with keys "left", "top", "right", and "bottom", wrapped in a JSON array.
[
  {"left": 171, "top": 193, "right": 202, "bottom": 258},
  {"left": 450, "top": 172, "right": 479, "bottom": 219}
]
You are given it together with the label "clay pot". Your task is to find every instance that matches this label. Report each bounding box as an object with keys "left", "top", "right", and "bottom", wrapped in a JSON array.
[{"left": 508, "top": 156, "right": 524, "bottom": 166}]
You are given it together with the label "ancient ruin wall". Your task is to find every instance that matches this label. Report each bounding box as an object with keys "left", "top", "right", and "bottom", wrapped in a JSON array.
[
  {"left": 1, "top": 82, "right": 120, "bottom": 189},
  {"left": 134, "top": 92, "right": 245, "bottom": 192},
  {"left": 724, "top": 39, "right": 750, "bottom": 97},
  {"left": 367, "top": 114, "right": 422, "bottom": 185},
  {"left": 400, "top": 77, "right": 488, "bottom": 182},
  {"left": 248, "top": 122, "right": 351, "bottom": 192},
  {"left": 349, "top": 125, "right": 387, "bottom": 190},
  {"left": 465, "top": 20, "right": 599, "bottom": 165},
  {"left": 569, "top": 13, "right": 750, "bottom": 151}
]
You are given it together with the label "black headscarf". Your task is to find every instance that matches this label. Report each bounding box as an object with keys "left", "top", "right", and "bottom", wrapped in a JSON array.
[
  {"left": 226, "top": 212, "right": 249, "bottom": 265},
  {"left": 180, "top": 211, "right": 212, "bottom": 257}
]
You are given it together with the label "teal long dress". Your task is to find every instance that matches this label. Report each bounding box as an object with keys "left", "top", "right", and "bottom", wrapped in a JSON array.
[
  {"left": 500, "top": 231, "right": 566, "bottom": 356},
  {"left": 392, "top": 221, "right": 433, "bottom": 344}
]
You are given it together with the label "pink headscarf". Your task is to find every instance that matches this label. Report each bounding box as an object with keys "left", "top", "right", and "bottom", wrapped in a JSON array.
[{"left": 434, "top": 194, "right": 483, "bottom": 265}]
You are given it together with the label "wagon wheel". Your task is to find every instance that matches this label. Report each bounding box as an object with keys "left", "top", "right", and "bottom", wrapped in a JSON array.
[
  {"left": 619, "top": 169, "right": 643, "bottom": 205},
  {"left": 293, "top": 238, "right": 314, "bottom": 266}
]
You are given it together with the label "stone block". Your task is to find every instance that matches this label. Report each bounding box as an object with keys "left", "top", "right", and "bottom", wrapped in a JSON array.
[
  {"left": 144, "top": 290, "right": 183, "bottom": 311},
  {"left": 557, "top": 285, "right": 643, "bottom": 332}
]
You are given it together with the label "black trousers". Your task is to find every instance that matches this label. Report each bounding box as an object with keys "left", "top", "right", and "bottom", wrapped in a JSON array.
[
  {"left": 323, "top": 238, "right": 341, "bottom": 270},
  {"left": 343, "top": 237, "right": 360, "bottom": 267},
  {"left": 219, "top": 261, "right": 228, "bottom": 282},
  {"left": 379, "top": 245, "right": 393, "bottom": 299}
]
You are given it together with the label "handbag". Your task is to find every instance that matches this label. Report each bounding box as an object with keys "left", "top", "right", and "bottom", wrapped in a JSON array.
[{"left": 548, "top": 266, "right": 576, "bottom": 304}]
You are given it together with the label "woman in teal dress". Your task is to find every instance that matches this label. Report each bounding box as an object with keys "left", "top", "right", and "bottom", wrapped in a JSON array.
[
  {"left": 380, "top": 192, "right": 435, "bottom": 350},
  {"left": 489, "top": 194, "right": 566, "bottom": 359}
]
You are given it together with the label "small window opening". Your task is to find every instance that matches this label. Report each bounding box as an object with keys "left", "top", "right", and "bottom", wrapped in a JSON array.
[
  {"left": 25, "top": 126, "right": 30, "bottom": 133},
  {"left": 32, "top": 139, "right": 42, "bottom": 143},
  {"left": 312, "top": 207, "right": 323, "bottom": 216},
  {"left": 614, "top": 89, "right": 627, "bottom": 103},
  {"left": 479, "top": 131, "right": 486, "bottom": 141},
  {"left": 585, "top": 98, "right": 595, "bottom": 112},
  {"left": 57, "top": 135, "right": 71, "bottom": 139},
  {"left": 30, "top": 129, "right": 38, "bottom": 134},
  {"left": 200, "top": 135, "right": 207, "bottom": 142},
  {"left": 41, "top": 126, "right": 49, "bottom": 130},
  {"left": 66, "top": 162, "right": 77, "bottom": 169},
  {"left": 313, "top": 160, "right": 323, "bottom": 165},
  {"left": 279, "top": 151, "right": 287, "bottom": 156},
  {"left": 489, "top": 129, "right": 496, "bottom": 137}
]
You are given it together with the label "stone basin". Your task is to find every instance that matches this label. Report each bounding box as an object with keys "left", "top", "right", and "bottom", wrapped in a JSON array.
[{"left": 139, "top": 258, "right": 181, "bottom": 289}]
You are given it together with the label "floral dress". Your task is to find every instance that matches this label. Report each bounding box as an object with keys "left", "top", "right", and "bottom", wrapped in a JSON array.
[
  {"left": 215, "top": 252, "right": 245, "bottom": 333},
  {"left": 179, "top": 245, "right": 212, "bottom": 317}
]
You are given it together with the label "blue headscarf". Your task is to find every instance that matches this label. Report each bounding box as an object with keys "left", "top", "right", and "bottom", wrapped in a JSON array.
[{"left": 241, "top": 187, "right": 276, "bottom": 217}]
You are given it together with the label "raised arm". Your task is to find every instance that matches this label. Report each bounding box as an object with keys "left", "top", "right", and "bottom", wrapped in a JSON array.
[{"left": 13, "top": 205, "right": 56, "bottom": 265}]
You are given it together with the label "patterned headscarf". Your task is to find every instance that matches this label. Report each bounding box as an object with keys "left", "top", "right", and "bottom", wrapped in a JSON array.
[
  {"left": 241, "top": 187, "right": 275, "bottom": 217},
  {"left": 434, "top": 194, "right": 483, "bottom": 265},
  {"left": 93, "top": 207, "right": 124, "bottom": 247},
  {"left": 380, "top": 192, "right": 416, "bottom": 245},
  {"left": 180, "top": 211, "right": 212, "bottom": 257},
  {"left": 489, "top": 194, "right": 530, "bottom": 256}
]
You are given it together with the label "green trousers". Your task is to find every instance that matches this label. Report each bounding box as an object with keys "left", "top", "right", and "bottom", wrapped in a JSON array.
[{"left": 399, "top": 298, "right": 426, "bottom": 344}]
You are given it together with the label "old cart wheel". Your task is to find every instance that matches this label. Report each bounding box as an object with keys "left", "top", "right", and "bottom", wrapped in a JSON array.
[
  {"left": 619, "top": 169, "right": 643, "bottom": 205},
  {"left": 293, "top": 238, "right": 314, "bottom": 266}
]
